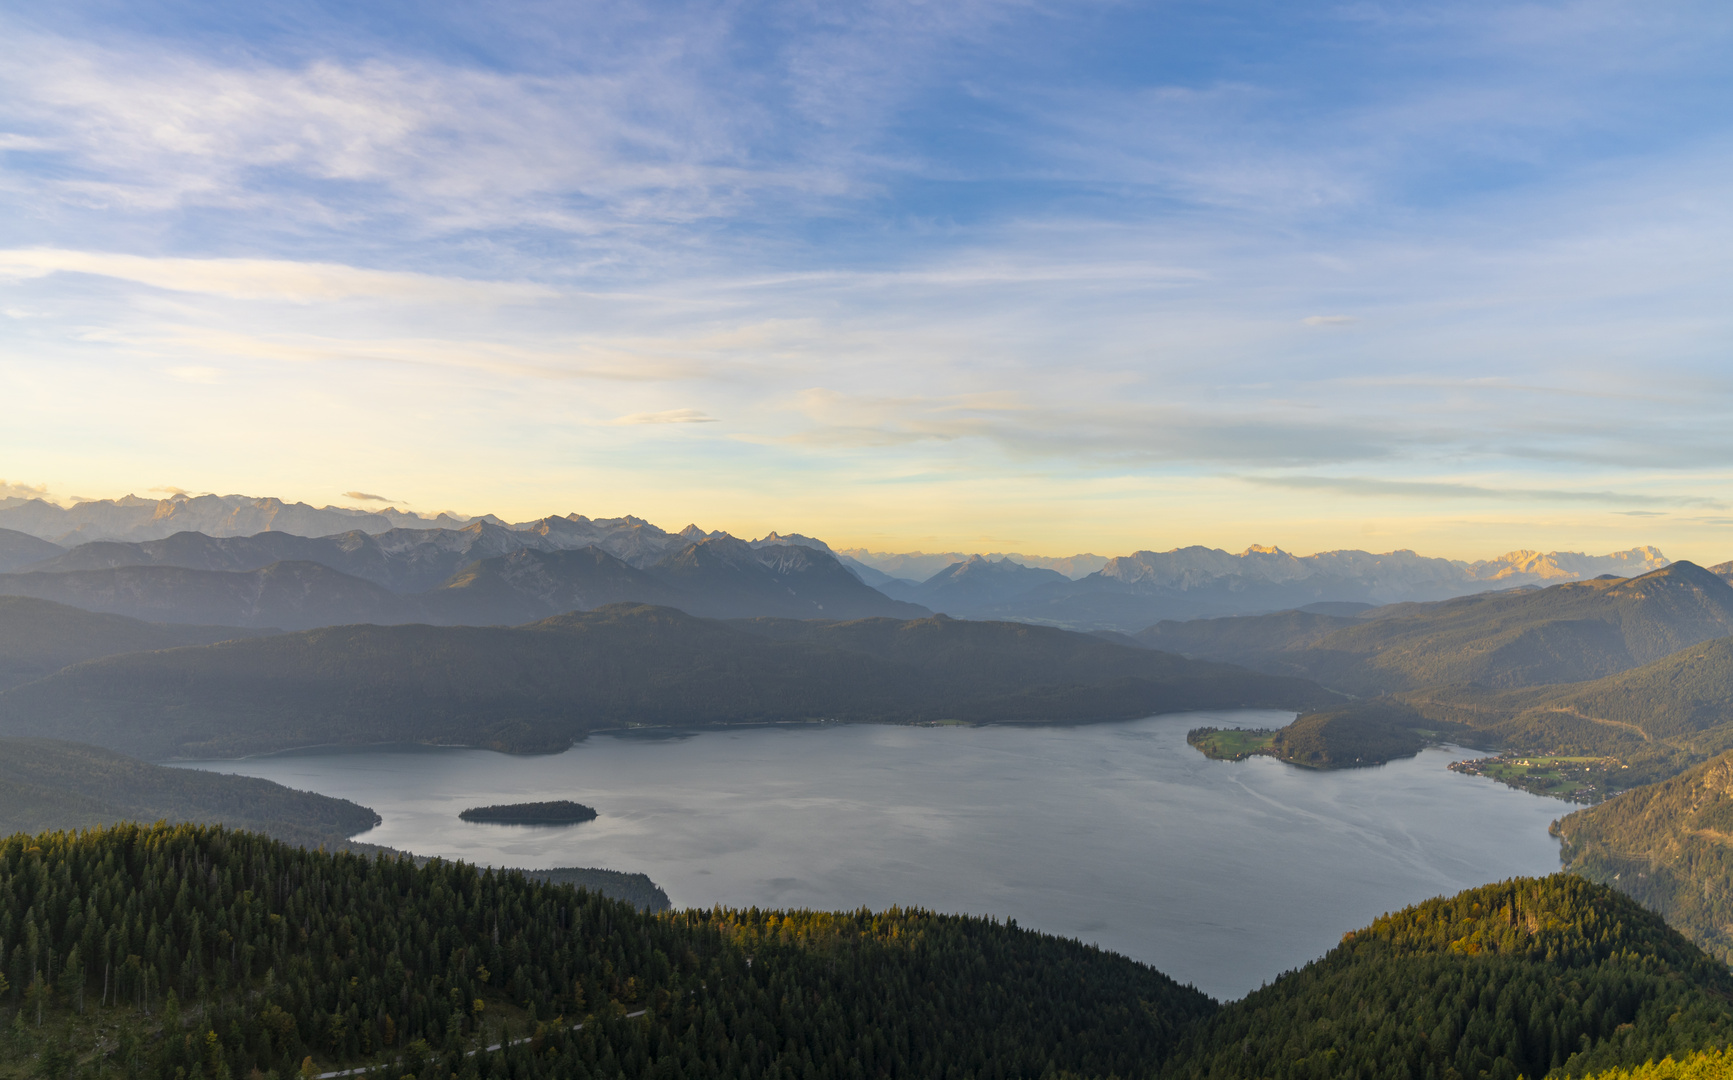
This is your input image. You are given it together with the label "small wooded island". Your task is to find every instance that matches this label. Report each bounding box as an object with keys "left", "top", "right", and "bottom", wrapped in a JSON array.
[
  {"left": 457, "top": 799, "right": 598, "bottom": 824},
  {"left": 1188, "top": 703, "right": 1465, "bottom": 770}
]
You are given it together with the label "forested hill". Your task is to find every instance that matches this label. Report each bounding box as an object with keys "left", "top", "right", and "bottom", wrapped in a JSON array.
[
  {"left": 0, "top": 596, "right": 268, "bottom": 692},
  {"left": 1393, "top": 634, "right": 1733, "bottom": 793},
  {"left": 1163, "top": 876, "right": 1733, "bottom": 1079},
  {"left": 0, "top": 604, "right": 1332, "bottom": 759},
  {"left": 1140, "top": 561, "right": 1733, "bottom": 693},
  {"left": 6, "top": 829, "right": 1733, "bottom": 1080},
  {"left": 0, "top": 738, "right": 379, "bottom": 849},
  {"left": 0, "top": 823, "right": 1212, "bottom": 1080},
  {"left": 1556, "top": 749, "right": 1733, "bottom": 962}
]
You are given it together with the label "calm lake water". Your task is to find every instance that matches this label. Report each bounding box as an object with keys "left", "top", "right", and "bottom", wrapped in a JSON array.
[{"left": 180, "top": 710, "right": 1565, "bottom": 1000}]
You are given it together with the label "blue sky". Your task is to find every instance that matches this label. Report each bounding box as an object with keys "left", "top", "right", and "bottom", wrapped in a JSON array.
[{"left": 2, "top": 0, "right": 1731, "bottom": 560}]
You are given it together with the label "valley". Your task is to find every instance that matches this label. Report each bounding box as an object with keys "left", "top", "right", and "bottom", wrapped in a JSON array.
[{"left": 4, "top": 493, "right": 1733, "bottom": 1077}]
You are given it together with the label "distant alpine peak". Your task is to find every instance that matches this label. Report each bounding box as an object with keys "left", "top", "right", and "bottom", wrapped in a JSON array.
[{"left": 751, "top": 532, "right": 834, "bottom": 553}]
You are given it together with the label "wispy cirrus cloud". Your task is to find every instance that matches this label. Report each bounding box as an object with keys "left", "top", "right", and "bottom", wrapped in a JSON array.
[
  {"left": 0, "top": 249, "right": 556, "bottom": 305},
  {"left": 1242, "top": 475, "right": 1726, "bottom": 510},
  {"left": 613, "top": 409, "right": 718, "bottom": 425},
  {"left": 3, "top": 1, "right": 1733, "bottom": 558}
]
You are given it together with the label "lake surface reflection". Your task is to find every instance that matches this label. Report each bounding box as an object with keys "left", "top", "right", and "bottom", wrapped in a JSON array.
[{"left": 180, "top": 710, "right": 1564, "bottom": 1000}]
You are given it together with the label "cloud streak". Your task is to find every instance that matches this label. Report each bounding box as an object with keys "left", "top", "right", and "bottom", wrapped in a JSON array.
[
  {"left": 0, "top": 249, "right": 556, "bottom": 305},
  {"left": 1243, "top": 475, "right": 1726, "bottom": 510},
  {"left": 613, "top": 409, "right": 719, "bottom": 425},
  {"left": 2, "top": 1, "right": 1732, "bottom": 557}
]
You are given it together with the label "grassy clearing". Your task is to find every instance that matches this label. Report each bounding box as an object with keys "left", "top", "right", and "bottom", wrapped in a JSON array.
[{"left": 1187, "top": 727, "right": 1277, "bottom": 761}]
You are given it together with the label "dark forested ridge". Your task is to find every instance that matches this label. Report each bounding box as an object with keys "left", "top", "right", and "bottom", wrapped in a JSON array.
[
  {"left": 4, "top": 829, "right": 1731, "bottom": 1080},
  {"left": 1149, "top": 566, "right": 1733, "bottom": 795},
  {"left": 1163, "top": 876, "right": 1733, "bottom": 1080},
  {"left": 1138, "top": 563, "right": 1733, "bottom": 694},
  {"left": 0, "top": 824, "right": 1212, "bottom": 1080},
  {"left": 0, "top": 604, "right": 1332, "bottom": 760},
  {"left": 523, "top": 868, "right": 671, "bottom": 913},
  {"left": 0, "top": 738, "right": 379, "bottom": 849},
  {"left": 1556, "top": 749, "right": 1733, "bottom": 963},
  {"left": 0, "top": 597, "right": 268, "bottom": 692},
  {"left": 1394, "top": 635, "right": 1733, "bottom": 798}
]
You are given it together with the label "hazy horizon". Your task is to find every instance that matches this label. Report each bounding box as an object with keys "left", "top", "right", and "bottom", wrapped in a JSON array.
[{"left": 0, "top": 485, "right": 1701, "bottom": 567}]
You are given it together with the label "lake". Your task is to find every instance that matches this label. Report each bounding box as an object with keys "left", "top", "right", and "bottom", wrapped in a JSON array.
[{"left": 180, "top": 710, "right": 1565, "bottom": 1000}]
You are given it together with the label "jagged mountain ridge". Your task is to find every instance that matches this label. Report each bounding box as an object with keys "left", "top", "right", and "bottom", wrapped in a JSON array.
[
  {"left": 0, "top": 538, "right": 928, "bottom": 629},
  {"left": 0, "top": 493, "right": 490, "bottom": 544},
  {"left": 877, "top": 543, "right": 1675, "bottom": 629},
  {"left": 0, "top": 491, "right": 1686, "bottom": 629}
]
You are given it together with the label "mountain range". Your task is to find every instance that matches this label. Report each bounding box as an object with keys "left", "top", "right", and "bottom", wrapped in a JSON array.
[
  {"left": 872, "top": 544, "right": 1675, "bottom": 629},
  {"left": 1138, "top": 561, "right": 1733, "bottom": 693},
  {"left": 0, "top": 492, "right": 1691, "bottom": 630},
  {"left": 0, "top": 532, "right": 928, "bottom": 629}
]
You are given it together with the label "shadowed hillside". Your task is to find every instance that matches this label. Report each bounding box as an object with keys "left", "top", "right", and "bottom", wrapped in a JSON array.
[
  {"left": 1556, "top": 749, "right": 1733, "bottom": 962},
  {"left": 0, "top": 737, "right": 379, "bottom": 847},
  {"left": 1162, "top": 876, "right": 1733, "bottom": 1079},
  {"left": 0, "top": 604, "right": 1333, "bottom": 759},
  {"left": 0, "top": 527, "right": 61, "bottom": 573},
  {"left": 0, "top": 595, "right": 270, "bottom": 691},
  {"left": 1, "top": 538, "right": 928, "bottom": 629},
  {"left": 1140, "top": 563, "right": 1733, "bottom": 694}
]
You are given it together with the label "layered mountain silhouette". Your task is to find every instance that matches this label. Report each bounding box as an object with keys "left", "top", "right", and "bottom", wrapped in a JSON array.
[
  {"left": 0, "top": 493, "right": 486, "bottom": 544},
  {"left": 0, "top": 596, "right": 268, "bottom": 691},
  {"left": 0, "top": 535, "right": 927, "bottom": 629},
  {"left": 860, "top": 544, "right": 1674, "bottom": 629},
  {"left": 0, "top": 603, "right": 1331, "bottom": 759},
  {"left": 0, "top": 527, "right": 61, "bottom": 573},
  {"left": 2, "top": 493, "right": 1685, "bottom": 629}
]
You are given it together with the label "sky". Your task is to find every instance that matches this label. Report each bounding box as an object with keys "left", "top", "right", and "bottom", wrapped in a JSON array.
[{"left": 1, "top": 0, "right": 1731, "bottom": 562}]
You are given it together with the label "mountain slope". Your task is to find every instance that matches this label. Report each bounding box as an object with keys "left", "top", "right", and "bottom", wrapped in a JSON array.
[
  {"left": 426, "top": 546, "right": 679, "bottom": 624},
  {"left": 21, "top": 521, "right": 557, "bottom": 591},
  {"left": 0, "top": 560, "right": 415, "bottom": 630},
  {"left": 1150, "top": 562, "right": 1733, "bottom": 694},
  {"left": 0, "top": 492, "right": 478, "bottom": 543},
  {"left": 1136, "top": 609, "right": 1364, "bottom": 667},
  {"left": 0, "top": 595, "right": 269, "bottom": 691},
  {"left": 1556, "top": 749, "right": 1733, "bottom": 962},
  {"left": 649, "top": 536, "right": 929, "bottom": 619},
  {"left": 1163, "top": 875, "right": 1733, "bottom": 1079},
  {"left": 5, "top": 533, "right": 927, "bottom": 628},
  {"left": 0, "top": 604, "right": 1331, "bottom": 759},
  {"left": 1383, "top": 633, "right": 1733, "bottom": 786},
  {"left": 953, "top": 544, "right": 1672, "bottom": 630},
  {"left": 886, "top": 554, "right": 1072, "bottom": 616},
  {"left": 0, "top": 526, "right": 61, "bottom": 572},
  {"left": 0, "top": 737, "right": 379, "bottom": 847}
]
